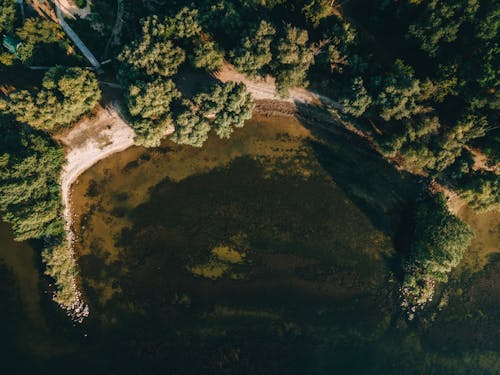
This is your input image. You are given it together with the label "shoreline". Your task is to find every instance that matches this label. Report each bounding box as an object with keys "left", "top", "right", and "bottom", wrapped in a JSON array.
[
  {"left": 55, "top": 71, "right": 340, "bottom": 317},
  {"left": 57, "top": 104, "right": 135, "bottom": 318},
  {"left": 56, "top": 68, "right": 470, "bottom": 318}
]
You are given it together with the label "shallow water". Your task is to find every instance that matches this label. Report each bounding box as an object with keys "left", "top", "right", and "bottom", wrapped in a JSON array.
[{"left": 1, "top": 115, "right": 499, "bottom": 374}]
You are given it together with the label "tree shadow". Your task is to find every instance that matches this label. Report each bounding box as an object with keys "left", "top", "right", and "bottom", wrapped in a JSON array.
[{"left": 295, "top": 101, "right": 419, "bottom": 263}]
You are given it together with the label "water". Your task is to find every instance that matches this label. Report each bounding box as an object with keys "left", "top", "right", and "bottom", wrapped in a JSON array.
[{"left": 1, "top": 115, "right": 499, "bottom": 374}]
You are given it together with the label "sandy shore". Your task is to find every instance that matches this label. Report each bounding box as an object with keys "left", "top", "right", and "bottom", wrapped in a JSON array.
[{"left": 56, "top": 104, "right": 134, "bottom": 317}]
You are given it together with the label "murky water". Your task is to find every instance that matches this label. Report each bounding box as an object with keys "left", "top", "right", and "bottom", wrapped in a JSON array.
[{"left": 1, "top": 115, "right": 499, "bottom": 374}]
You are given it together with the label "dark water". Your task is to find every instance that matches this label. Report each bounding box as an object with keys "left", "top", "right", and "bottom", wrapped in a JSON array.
[{"left": 1, "top": 116, "right": 499, "bottom": 374}]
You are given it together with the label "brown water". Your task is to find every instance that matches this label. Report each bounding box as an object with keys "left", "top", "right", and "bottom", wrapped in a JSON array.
[{"left": 1, "top": 115, "right": 499, "bottom": 374}]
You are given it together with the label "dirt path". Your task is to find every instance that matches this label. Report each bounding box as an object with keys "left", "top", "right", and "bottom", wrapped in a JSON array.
[
  {"left": 53, "top": 0, "right": 91, "bottom": 19},
  {"left": 53, "top": 0, "right": 101, "bottom": 69},
  {"left": 216, "top": 64, "right": 343, "bottom": 110}
]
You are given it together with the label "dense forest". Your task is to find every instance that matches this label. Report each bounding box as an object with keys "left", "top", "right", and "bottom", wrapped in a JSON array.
[{"left": 0, "top": 0, "right": 498, "bottom": 314}]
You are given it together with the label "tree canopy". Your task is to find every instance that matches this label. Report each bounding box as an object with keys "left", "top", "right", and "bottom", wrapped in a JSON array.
[
  {"left": 0, "top": 119, "right": 64, "bottom": 241},
  {"left": 0, "top": 66, "right": 101, "bottom": 131},
  {"left": 118, "top": 9, "right": 253, "bottom": 148}
]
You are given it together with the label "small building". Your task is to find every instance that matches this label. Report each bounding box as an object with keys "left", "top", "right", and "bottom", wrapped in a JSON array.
[{"left": 2, "top": 35, "right": 22, "bottom": 56}]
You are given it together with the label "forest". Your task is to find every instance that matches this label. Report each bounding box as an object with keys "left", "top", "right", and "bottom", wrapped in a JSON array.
[{"left": 0, "top": 0, "right": 498, "bottom": 313}]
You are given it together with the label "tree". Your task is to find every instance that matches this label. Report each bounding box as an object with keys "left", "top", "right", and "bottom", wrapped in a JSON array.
[
  {"left": 118, "top": 38, "right": 185, "bottom": 80},
  {"left": 192, "top": 39, "right": 224, "bottom": 72},
  {"left": 124, "top": 79, "right": 181, "bottom": 147},
  {"left": 402, "top": 193, "right": 474, "bottom": 306},
  {"left": 116, "top": 15, "right": 200, "bottom": 82},
  {"left": 194, "top": 81, "right": 254, "bottom": 139},
  {"left": 411, "top": 194, "right": 474, "bottom": 282},
  {"left": 1, "top": 66, "right": 101, "bottom": 131},
  {"left": 0, "top": 120, "right": 65, "bottom": 241},
  {"left": 407, "top": 0, "right": 479, "bottom": 56},
  {"left": 163, "top": 7, "right": 202, "bottom": 39},
  {"left": 0, "top": 0, "right": 16, "bottom": 34},
  {"left": 302, "top": 0, "right": 332, "bottom": 27},
  {"left": 457, "top": 171, "right": 500, "bottom": 212},
  {"left": 125, "top": 79, "right": 180, "bottom": 119},
  {"left": 170, "top": 105, "right": 211, "bottom": 147},
  {"left": 15, "top": 18, "right": 66, "bottom": 64},
  {"left": 339, "top": 77, "right": 372, "bottom": 117},
  {"left": 371, "top": 60, "right": 430, "bottom": 121},
  {"left": 231, "top": 20, "right": 276, "bottom": 77},
  {"left": 273, "top": 25, "right": 314, "bottom": 95}
]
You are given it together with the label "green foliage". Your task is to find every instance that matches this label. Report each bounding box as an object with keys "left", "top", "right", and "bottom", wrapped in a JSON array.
[
  {"left": 171, "top": 81, "right": 254, "bottom": 147},
  {"left": 194, "top": 81, "right": 254, "bottom": 139},
  {"left": 371, "top": 60, "right": 430, "bottom": 121},
  {"left": 411, "top": 194, "right": 474, "bottom": 282},
  {"left": 163, "top": 7, "right": 202, "bottom": 39},
  {"left": 75, "top": 0, "right": 87, "bottom": 9},
  {"left": 126, "top": 79, "right": 180, "bottom": 120},
  {"left": 339, "top": 77, "right": 372, "bottom": 117},
  {"left": 457, "top": 171, "right": 500, "bottom": 212},
  {"left": 170, "top": 105, "right": 211, "bottom": 147},
  {"left": 302, "top": 0, "right": 332, "bottom": 27},
  {"left": 192, "top": 39, "right": 224, "bottom": 72},
  {"left": 0, "top": 121, "right": 64, "bottom": 241},
  {"left": 0, "top": 0, "right": 16, "bottom": 35},
  {"left": 231, "top": 21, "right": 276, "bottom": 77},
  {"left": 1, "top": 66, "right": 101, "bottom": 131},
  {"left": 274, "top": 25, "right": 314, "bottom": 95},
  {"left": 118, "top": 17, "right": 186, "bottom": 80},
  {"left": 126, "top": 79, "right": 181, "bottom": 147},
  {"left": 407, "top": 0, "right": 479, "bottom": 56},
  {"left": 42, "top": 242, "right": 79, "bottom": 307},
  {"left": 15, "top": 18, "right": 66, "bottom": 64},
  {"left": 0, "top": 52, "right": 16, "bottom": 66}
]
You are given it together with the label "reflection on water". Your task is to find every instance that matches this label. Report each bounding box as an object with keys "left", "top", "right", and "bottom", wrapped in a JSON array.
[
  {"left": 0, "top": 222, "right": 43, "bottom": 327},
  {"left": 1, "top": 115, "right": 499, "bottom": 374}
]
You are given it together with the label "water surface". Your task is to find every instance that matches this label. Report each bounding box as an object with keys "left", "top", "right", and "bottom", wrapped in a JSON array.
[{"left": 1, "top": 115, "right": 499, "bottom": 374}]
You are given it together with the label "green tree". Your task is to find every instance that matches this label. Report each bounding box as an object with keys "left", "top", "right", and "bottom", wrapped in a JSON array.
[
  {"left": 372, "top": 60, "right": 430, "bottom": 121},
  {"left": 411, "top": 194, "right": 474, "bottom": 282},
  {"left": 164, "top": 7, "right": 202, "bottom": 39},
  {"left": 0, "top": 120, "right": 65, "bottom": 241},
  {"left": 211, "top": 82, "right": 254, "bottom": 138},
  {"left": 339, "top": 77, "right": 372, "bottom": 117},
  {"left": 192, "top": 39, "right": 224, "bottom": 72},
  {"left": 273, "top": 25, "right": 314, "bottom": 95},
  {"left": 302, "top": 0, "right": 332, "bottom": 27},
  {"left": 194, "top": 81, "right": 254, "bottom": 139},
  {"left": 402, "top": 193, "right": 474, "bottom": 306},
  {"left": 1, "top": 66, "right": 101, "bottom": 131},
  {"left": 118, "top": 38, "right": 185, "bottom": 80},
  {"left": 170, "top": 104, "right": 211, "bottom": 147},
  {"left": 125, "top": 79, "right": 181, "bottom": 147},
  {"left": 457, "top": 171, "right": 500, "bottom": 212},
  {"left": 15, "top": 18, "right": 66, "bottom": 64},
  {"left": 407, "top": 0, "right": 479, "bottom": 56},
  {"left": 117, "top": 15, "right": 188, "bottom": 82},
  {"left": 231, "top": 20, "right": 276, "bottom": 77},
  {"left": 0, "top": 0, "right": 16, "bottom": 34}
]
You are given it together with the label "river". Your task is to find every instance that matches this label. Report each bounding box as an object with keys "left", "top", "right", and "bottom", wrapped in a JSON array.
[{"left": 1, "top": 115, "right": 499, "bottom": 374}]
